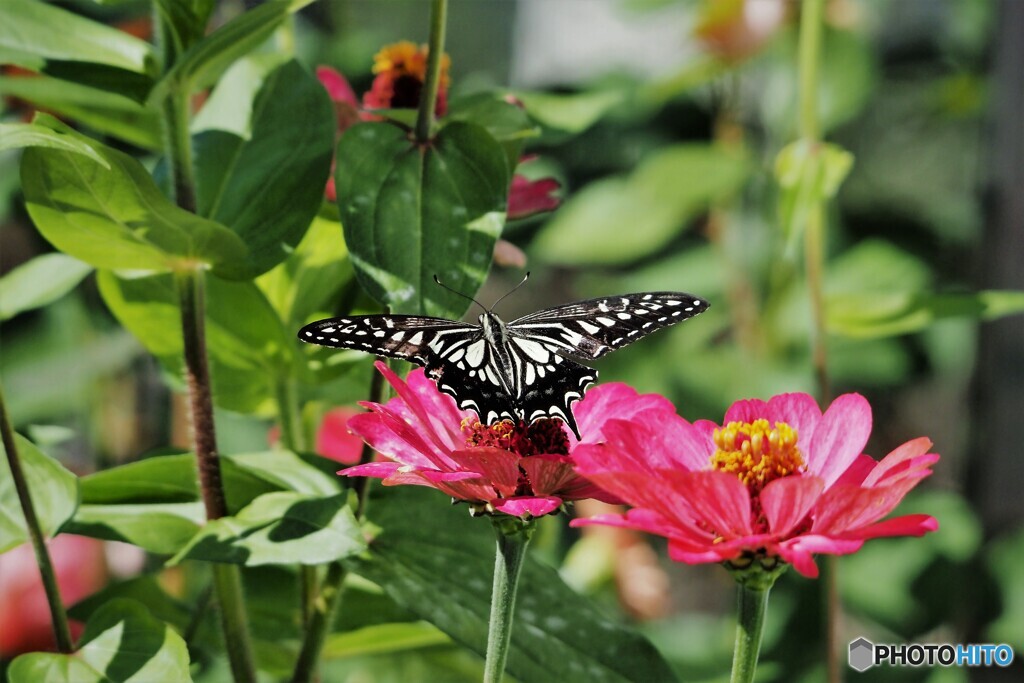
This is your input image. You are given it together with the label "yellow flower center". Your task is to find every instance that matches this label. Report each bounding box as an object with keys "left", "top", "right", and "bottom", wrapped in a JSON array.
[{"left": 710, "top": 419, "right": 804, "bottom": 492}]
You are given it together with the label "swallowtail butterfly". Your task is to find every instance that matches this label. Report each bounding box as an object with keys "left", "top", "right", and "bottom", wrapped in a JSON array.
[{"left": 298, "top": 280, "right": 708, "bottom": 438}]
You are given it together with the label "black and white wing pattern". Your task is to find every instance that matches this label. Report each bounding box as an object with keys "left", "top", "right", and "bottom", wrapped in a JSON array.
[
  {"left": 298, "top": 291, "right": 708, "bottom": 438},
  {"left": 507, "top": 292, "right": 709, "bottom": 360}
]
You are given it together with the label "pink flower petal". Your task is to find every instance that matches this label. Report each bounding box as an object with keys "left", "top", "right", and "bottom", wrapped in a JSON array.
[
  {"left": 841, "top": 513, "right": 938, "bottom": 540},
  {"left": 403, "top": 368, "right": 470, "bottom": 448},
  {"left": 806, "top": 393, "right": 872, "bottom": 488},
  {"left": 339, "top": 461, "right": 402, "bottom": 478},
  {"left": 761, "top": 475, "right": 823, "bottom": 536},
  {"left": 863, "top": 437, "right": 936, "bottom": 487},
  {"left": 507, "top": 175, "right": 561, "bottom": 220},
  {"left": 316, "top": 407, "right": 365, "bottom": 464},
  {"left": 348, "top": 404, "right": 450, "bottom": 469},
  {"left": 776, "top": 534, "right": 865, "bottom": 577},
  {"left": 832, "top": 453, "right": 877, "bottom": 487},
  {"left": 664, "top": 470, "right": 753, "bottom": 538},
  {"left": 373, "top": 362, "right": 458, "bottom": 457},
  {"left": 813, "top": 481, "right": 924, "bottom": 535},
  {"left": 519, "top": 454, "right": 575, "bottom": 495},
  {"left": 447, "top": 447, "right": 521, "bottom": 496},
  {"left": 765, "top": 393, "right": 821, "bottom": 444},
  {"left": 572, "top": 383, "right": 676, "bottom": 445},
  {"left": 316, "top": 66, "right": 358, "bottom": 106},
  {"left": 492, "top": 496, "right": 563, "bottom": 518}
]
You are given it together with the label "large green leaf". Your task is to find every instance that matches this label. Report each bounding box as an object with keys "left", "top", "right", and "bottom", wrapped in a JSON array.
[
  {"left": 446, "top": 93, "right": 538, "bottom": 170},
  {"left": 97, "top": 270, "right": 288, "bottom": 413},
  {"left": 0, "top": 253, "right": 93, "bottom": 321},
  {"left": 322, "top": 622, "right": 451, "bottom": 659},
  {"left": 514, "top": 88, "right": 626, "bottom": 133},
  {"left": 21, "top": 115, "right": 249, "bottom": 280},
  {"left": 8, "top": 599, "right": 192, "bottom": 683},
  {"left": 0, "top": 0, "right": 154, "bottom": 75},
  {"left": 0, "top": 433, "right": 79, "bottom": 554},
  {"left": 0, "top": 75, "right": 161, "bottom": 150},
  {"left": 533, "top": 144, "right": 749, "bottom": 266},
  {"left": 346, "top": 487, "right": 678, "bottom": 683},
  {"left": 337, "top": 121, "right": 508, "bottom": 317},
  {"left": 65, "top": 502, "right": 205, "bottom": 555},
  {"left": 193, "top": 59, "right": 335, "bottom": 275},
  {"left": 170, "top": 491, "right": 364, "bottom": 566}
]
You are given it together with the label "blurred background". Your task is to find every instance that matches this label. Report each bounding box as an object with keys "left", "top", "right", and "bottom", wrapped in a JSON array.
[{"left": 2, "top": 0, "right": 1022, "bottom": 681}]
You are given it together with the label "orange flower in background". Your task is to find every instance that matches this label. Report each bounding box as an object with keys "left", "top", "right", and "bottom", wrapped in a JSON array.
[{"left": 363, "top": 41, "right": 451, "bottom": 115}]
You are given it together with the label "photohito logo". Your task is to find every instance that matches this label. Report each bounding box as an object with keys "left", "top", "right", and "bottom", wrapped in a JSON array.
[{"left": 849, "top": 637, "right": 1014, "bottom": 671}]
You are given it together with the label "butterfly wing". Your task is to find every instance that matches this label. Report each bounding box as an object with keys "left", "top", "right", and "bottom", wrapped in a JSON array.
[
  {"left": 299, "top": 315, "right": 517, "bottom": 423},
  {"left": 508, "top": 292, "right": 709, "bottom": 361}
]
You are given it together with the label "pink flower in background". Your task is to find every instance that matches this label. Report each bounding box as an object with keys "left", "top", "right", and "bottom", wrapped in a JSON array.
[
  {"left": 571, "top": 393, "right": 939, "bottom": 578},
  {"left": 316, "top": 66, "right": 363, "bottom": 203},
  {"left": 340, "top": 362, "right": 667, "bottom": 519},
  {"left": 507, "top": 174, "right": 561, "bottom": 220},
  {"left": 316, "top": 407, "right": 365, "bottom": 465},
  {"left": 0, "top": 535, "right": 107, "bottom": 656}
]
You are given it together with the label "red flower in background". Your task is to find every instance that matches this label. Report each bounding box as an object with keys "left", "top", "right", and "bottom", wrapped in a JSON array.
[
  {"left": 339, "top": 362, "right": 667, "bottom": 519},
  {"left": 316, "top": 407, "right": 365, "bottom": 465},
  {"left": 0, "top": 535, "right": 107, "bottom": 656},
  {"left": 571, "top": 393, "right": 939, "bottom": 578},
  {"left": 362, "top": 41, "right": 450, "bottom": 115}
]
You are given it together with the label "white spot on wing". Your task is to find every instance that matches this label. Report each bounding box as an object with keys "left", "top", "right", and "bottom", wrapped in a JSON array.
[
  {"left": 578, "top": 320, "right": 600, "bottom": 334},
  {"left": 514, "top": 338, "right": 550, "bottom": 363},
  {"left": 597, "top": 317, "right": 615, "bottom": 327},
  {"left": 464, "top": 340, "right": 486, "bottom": 368}
]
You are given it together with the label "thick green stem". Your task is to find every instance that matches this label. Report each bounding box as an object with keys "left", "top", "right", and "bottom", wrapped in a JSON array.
[
  {"left": 483, "top": 523, "right": 532, "bottom": 683},
  {"left": 291, "top": 562, "right": 347, "bottom": 683},
  {"left": 798, "top": 0, "right": 824, "bottom": 143},
  {"left": 0, "top": 385, "right": 74, "bottom": 653},
  {"left": 729, "top": 583, "right": 771, "bottom": 683},
  {"left": 414, "top": 0, "right": 448, "bottom": 143}
]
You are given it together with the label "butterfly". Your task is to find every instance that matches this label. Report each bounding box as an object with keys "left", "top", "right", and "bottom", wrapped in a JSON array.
[{"left": 298, "top": 280, "right": 708, "bottom": 438}]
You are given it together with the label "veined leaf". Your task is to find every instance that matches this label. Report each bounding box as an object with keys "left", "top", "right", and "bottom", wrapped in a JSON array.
[
  {"left": 0, "top": 433, "right": 78, "bottom": 554},
  {"left": 0, "top": 253, "right": 93, "bottom": 321}
]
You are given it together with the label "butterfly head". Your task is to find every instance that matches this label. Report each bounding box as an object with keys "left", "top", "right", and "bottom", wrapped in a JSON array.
[{"left": 479, "top": 312, "right": 508, "bottom": 346}]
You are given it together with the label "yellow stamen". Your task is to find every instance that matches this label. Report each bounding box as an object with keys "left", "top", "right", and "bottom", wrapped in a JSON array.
[{"left": 710, "top": 419, "right": 804, "bottom": 491}]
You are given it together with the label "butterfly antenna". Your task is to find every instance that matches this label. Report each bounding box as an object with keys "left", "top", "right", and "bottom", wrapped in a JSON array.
[
  {"left": 433, "top": 275, "right": 487, "bottom": 313},
  {"left": 488, "top": 272, "right": 531, "bottom": 311}
]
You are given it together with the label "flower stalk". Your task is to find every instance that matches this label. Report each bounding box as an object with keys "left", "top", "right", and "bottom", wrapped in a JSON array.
[
  {"left": 483, "top": 520, "right": 534, "bottom": 683},
  {"left": 0, "top": 384, "right": 74, "bottom": 653},
  {"left": 729, "top": 582, "right": 771, "bottom": 683},
  {"left": 415, "top": 0, "right": 448, "bottom": 143}
]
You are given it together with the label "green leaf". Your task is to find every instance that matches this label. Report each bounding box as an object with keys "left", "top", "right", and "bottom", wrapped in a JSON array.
[
  {"left": 447, "top": 93, "right": 538, "bottom": 170},
  {"left": 257, "top": 216, "right": 353, "bottom": 332},
  {"left": 65, "top": 501, "right": 205, "bottom": 555},
  {"left": 827, "top": 290, "right": 1024, "bottom": 339},
  {"left": 190, "top": 53, "right": 288, "bottom": 137},
  {"left": 337, "top": 121, "right": 509, "bottom": 317},
  {"left": 0, "top": 253, "right": 93, "bottom": 321},
  {"left": 0, "top": 0, "right": 154, "bottom": 75},
  {"left": 170, "top": 491, "right": 365, "bottom": 566},
  {"left": 774, "top": 139, "right": 854, "bottom": 244},
  {"left": 0, "top": 433, "right": 78, "bottom": 554},
  {"left": 986, "top": 526, "right": 1024, "bottom": 650},
  {"left": 346, "top": 487, "right": 678, "bottom": 683},
  {"left": 21, "top": 115, "right": 250, "bottom": 279},
  {"left": 97, "top": 270, "right": 288, "bottom": 413},
  {"left": 8, "top": 599, "right": 192, "bottom": 683},
  {"left": 514, "top": 88, "right": 626, "bottom": 133},
  {"left": 68, "top": 576, "right": 193, "bottom": 632},
  {"left": 194, "top": 59, "right": 335, "bottom": 275},
  {"left": 322, "top": 622, "right": 451, "bottom": 659},
  {"left": 0, "top": 120, "right": 108, "bottom": 165},
  {"left": 0, "top": 75, "right": 162, "bottom": 150},
  {"left": 150, "top": 0, "right": 312, "bottom": 103},
  {"left": 152, "top": 0, "right": 216, "bottom": 63},
  {"left": 534, "top": 144, "right": 749, "bottom": 266}
]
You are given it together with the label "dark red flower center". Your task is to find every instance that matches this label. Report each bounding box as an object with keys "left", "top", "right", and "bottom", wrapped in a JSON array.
[{"left": 461, "top": 418, "right": 570, "bottom": 457}]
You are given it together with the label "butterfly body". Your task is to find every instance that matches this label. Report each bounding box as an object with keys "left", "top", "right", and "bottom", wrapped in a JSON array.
[{"left": 299, "top": 292, "right": 708, "bottom": 437}]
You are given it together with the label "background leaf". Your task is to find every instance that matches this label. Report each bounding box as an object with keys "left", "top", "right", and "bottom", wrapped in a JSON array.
[
  {"left": 0, "top": 253, "right": 93, "bottom": 321},
  {"left": 0, "top": 120, "right": 108, "bottom": 164},
  {"left": 0, "top": 433, "right": 79, "bottom": 554},
  {"left": 337, "top": 121, "right": 509, "bottom": 317},
  {"left": 532, "top": 144, "right": 749, "bottom": 265}
]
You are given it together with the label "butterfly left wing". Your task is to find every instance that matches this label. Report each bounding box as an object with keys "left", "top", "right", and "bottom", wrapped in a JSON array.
[
  {"left": 507, "top": 291, "right": 708, "bottom": 361},
  {"left": 298, "top": 314, "right": 478, "bottom": 364}
]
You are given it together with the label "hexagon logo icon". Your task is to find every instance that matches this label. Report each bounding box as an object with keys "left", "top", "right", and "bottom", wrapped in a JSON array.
[{"left": 849, "top": 637, "right": 875, "bottom": 672}]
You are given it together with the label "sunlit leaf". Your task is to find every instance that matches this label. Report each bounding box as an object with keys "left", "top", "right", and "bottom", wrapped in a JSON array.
[
  {"left": 0, "top": 432, "right": 78, "bottom": 554},
  {"left": 514, "top": 89, "right": 626, "bottom": 133},
  {"left": 8, "top": 599, "right": 192, "bottom": 683},
  {"left": 21, "top": 115, "right": 250, "bottom": 280},
  {"left": 322, "top": 622, "right": 451, "bottom": 659},
  {"left": 827, "top": 290, "right": 1024, "bottom": 339},
  {"left": 0, "top": 253, "right": 93, "bottom": 321}
]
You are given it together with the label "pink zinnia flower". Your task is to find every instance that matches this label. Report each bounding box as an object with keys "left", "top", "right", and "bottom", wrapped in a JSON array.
[
  {"left": 570, "top": 393, "right": 939, "bottom": 578},
  {"left": 507, "top": 156, "right": 561, "bottom": 221},
  {"left": 316, "top": 407, "right": 365, "bottom": 465},
  {"left": 341, "top": 361, "right": 666, "bottom": 519}
]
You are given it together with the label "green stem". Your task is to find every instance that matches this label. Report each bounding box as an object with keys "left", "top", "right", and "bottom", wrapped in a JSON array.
[
  {"left": 804, "top": 202, "right": 830, "bottom": 400},
  {"left": 798, "top": 0, "right": 824, "bottom": 143},
  {"left": 290, "top": 562, "right": 347, "bottom": 683},
  {"left": 729, "top": 583, "right": 771, "bottom": 683},
  {"left": 0, "top": 385, "right": 74, "bottom": 653},
  {"left": 161, "top": 87, "right": 197, "bottom": 213},
  {"left": 414, "top": 0, "right": 448, "bottom": 143},
  {"left": 212, "top": 564, "right": 258, "bottom": 682},
  {"left": 483, "top": 522, "right": 532, "bottom": 683}
]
